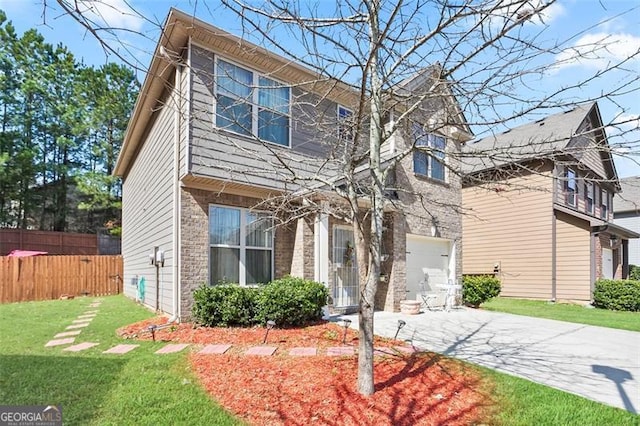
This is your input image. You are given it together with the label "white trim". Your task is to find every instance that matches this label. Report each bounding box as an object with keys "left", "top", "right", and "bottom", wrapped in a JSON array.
[
  {"left": 172, "top": 61, "right": 182, "bottom": 320},
  {"left": 314, "top": 212, "right": 329, "bottom": 285}
]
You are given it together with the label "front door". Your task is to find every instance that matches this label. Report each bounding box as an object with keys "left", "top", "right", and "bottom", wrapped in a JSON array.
[
  {"left": 333, "top": 227, "right": 359, "bottom": 307},
  {"left": 602, "top": 248, "right": 613, "bottom": 279}
]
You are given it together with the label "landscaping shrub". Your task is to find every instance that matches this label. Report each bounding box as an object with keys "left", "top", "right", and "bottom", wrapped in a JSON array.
[
  {"left": 630, "top": 265, "right": 640, "bottom": 281},
  {"left": 462, "top": 275, "right": 501, "bottom": 307},
  {"left": 593, "top": 279, "right": 640, "bottom": 312},
  {"left": 192, "top": 284, "right": 258, "bottom": 327},
  {"left": 255, "top": 277, "right": 329, "bottom": 327}
]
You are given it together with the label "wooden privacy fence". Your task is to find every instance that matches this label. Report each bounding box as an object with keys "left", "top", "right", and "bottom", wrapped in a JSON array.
[{"left": 0, "top": 255, "right": 123, "bottom": 304}]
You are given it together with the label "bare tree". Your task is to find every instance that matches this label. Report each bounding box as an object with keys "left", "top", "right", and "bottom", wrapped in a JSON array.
[{"left": 53, "top": 0, "right": 639, "bottom": 396}]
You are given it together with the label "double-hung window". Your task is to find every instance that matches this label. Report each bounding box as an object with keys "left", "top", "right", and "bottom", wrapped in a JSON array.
[
  {"left": 209, "top": 206, "right": 274, "bottom": 285},
  {"left": 338, "top": 105, "right": 354, "bottom": 141},
  {"left": 565, "top": 168, "right": 577, "bottom": 206},
  {"left": 215, "top": 59, "right": 290, "bottom": 146},
  {"left": 600, "top": 189, "right": 609, "bottom": 220},
  {"left": 585, "top": 181, "right": 594, "bottom": 214},
  {"left": 412, "top": 125, "right": 446, "bottom": 181}
]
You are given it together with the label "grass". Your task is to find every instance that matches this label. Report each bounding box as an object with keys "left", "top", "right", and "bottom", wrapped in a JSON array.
[
  {"left": 481, "top": 297, "right": 640, "bottom": 332},
  {"left": 1, "top": 295, "right": 637, "bottom": 425},
  {"left": 0, "top": 295, "right": 241, "bottom": 426},
  {"left": 483, "top": 367, "right": 639, "bottom": 426}
]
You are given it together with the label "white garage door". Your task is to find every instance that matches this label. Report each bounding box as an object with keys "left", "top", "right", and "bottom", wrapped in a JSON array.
[
  {"left": 602, "top": 248, "right": 613, "bottom": 279},
  {"left": 405, "top": 234, "right": 452, "bottom": 301}
]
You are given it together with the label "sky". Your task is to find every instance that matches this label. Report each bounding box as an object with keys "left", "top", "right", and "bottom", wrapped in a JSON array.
[{"left": 0, "top": 0, "right": 638, "bottom": 178}]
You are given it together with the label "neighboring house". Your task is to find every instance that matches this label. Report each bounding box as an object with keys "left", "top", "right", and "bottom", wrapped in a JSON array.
[
  {"left": 462, "top": 102, "right": 638, "bottom": 302},
  {"left": 114, "top": 9, "right": 472, "bottom": 320},
  {"left": 614, "top": 176, "right": 640, "bottom": 268}
]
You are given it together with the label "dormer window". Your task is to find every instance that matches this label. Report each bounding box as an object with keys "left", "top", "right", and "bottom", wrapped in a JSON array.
[
  {"left": 215, "top": 59, "right": 290, "bottom": 147},
  {"left": 565, "top": 168, "right": 577, "bottom": 206},
  {"left": 413, "top": 125, "right": 446, "bottom": 182}
]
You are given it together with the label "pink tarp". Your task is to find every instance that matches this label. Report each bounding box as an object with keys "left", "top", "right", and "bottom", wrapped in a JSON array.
[{"left": 7, "top": 250, "right": 48, "bottom": 257}]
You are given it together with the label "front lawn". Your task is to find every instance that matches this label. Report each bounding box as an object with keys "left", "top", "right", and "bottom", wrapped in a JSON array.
[
  {"left": 482, "top": 297, "right": 640, "bottom": 331},
  {"left": 1, "top": 295, "right": 637, "bottom": 425},
  {"left": 0, "top": 295, "right": 239, "bottom": 425}
]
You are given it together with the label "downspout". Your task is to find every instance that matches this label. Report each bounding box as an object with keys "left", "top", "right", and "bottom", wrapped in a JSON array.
[
  {"left": 551, "top": 210, "right": 557, "bottom": 302},
  {"left": 168, "top": 58, "right": 184, "bottom": 323}
]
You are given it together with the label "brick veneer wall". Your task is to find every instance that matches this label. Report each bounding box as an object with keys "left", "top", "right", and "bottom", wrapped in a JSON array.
[{"left": 179, "top": 187, "right": 295, "bottom": 319}]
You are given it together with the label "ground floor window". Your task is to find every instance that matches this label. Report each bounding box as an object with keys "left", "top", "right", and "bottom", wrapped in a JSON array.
[{"left": 209, "top": 205, "right": 273, "bottom": 285}]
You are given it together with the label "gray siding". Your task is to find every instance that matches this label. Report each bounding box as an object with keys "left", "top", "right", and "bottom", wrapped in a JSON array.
[
  {"left": 188, "top": 45, "right": 341, "bottom": 190},
  {"left": 122, "top": 89, "right": 175, "bottom": 314},
  {"left": 615, "top": 214, "right": 640, "bottom": 265}
]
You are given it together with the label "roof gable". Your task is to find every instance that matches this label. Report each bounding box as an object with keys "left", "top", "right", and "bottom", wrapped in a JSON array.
[{"left": 462, "top": 102, "right": 618, "bottom": 184}]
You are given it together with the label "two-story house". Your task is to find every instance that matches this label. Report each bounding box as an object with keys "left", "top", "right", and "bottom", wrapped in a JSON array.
[
  {"left": 462, "top": 102, "right": 638, "bottom": 302},
  {"left": 114, "top": 9, "right": 472, "bottom": 320},
  {"left": 614, "top": 176, "right": 640, "bottom": 270}
]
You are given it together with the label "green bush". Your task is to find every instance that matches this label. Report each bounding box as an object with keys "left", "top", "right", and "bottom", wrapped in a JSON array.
[
  {"left": 462, "top": 275, "right": 501, "bottom": 307},
  {"left": 255, "top": 277, "right": 329, "bottom": 327},
  {"left": 630, "top": 265, "right": 640, "bottom": 281},
  {"left": 192, "top": 284, "right": 258, "bottom": 327},
  {"left": 593, "top": 279, "right": 640, "bottom": 312}
]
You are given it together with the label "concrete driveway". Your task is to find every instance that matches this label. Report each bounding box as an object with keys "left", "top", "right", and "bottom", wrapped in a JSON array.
[{"left": 342, "top": 308, "right": 639, "bottom": 413}]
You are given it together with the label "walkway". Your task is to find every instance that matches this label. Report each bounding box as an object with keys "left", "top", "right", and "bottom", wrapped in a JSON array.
[
  {"left": 341, "top": 308, "right": 640, "bottom": 413},
  {"left": 44, "top": 299, "right": 414, "bottom": 358}
]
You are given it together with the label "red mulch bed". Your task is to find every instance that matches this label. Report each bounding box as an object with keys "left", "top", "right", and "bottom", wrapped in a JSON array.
[{"left": 119, "top": 318, "right": 495, "bottom": 425}]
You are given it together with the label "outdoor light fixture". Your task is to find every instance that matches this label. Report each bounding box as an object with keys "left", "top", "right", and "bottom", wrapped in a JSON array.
[
  {"left": 394, "top": 320, "right": 406, "bottom": 340},
  {"left": 262, "top": 320, "right": 276, "bottom": 344},
  {"left": 342, "top": 319, "right": 352, "bottom": 344},
  {"left": 148, "top": 324, "right": 158, "bottom": 342}
]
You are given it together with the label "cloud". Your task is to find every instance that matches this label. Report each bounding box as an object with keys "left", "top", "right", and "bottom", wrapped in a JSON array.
[
  {"left": 554, "top": 32, "right": 640, "bottom": 71},
  {"left": 76, "top": 0, "right": 144, "bottom": 32}
]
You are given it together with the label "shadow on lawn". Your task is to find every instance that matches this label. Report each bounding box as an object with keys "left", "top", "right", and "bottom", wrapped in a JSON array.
[{"left": 0, "top": 354, "right": 126, "bottom": 424}]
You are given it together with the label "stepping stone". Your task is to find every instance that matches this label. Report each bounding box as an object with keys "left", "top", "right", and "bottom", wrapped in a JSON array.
[
  {"left": 198, "top": 344, "right": 231, "bottom": 355},
  {"left": 88, "top": 303, "right": 101, "bottom": 308},
  {"left": 66, "top": 323, "right": 90, "bottom": 330},
  {"left": 244, "top": 346, "right": 277, "bottom": 356},
  {"left": 72, "top": 319, "right": 92, "bottom": 324},
  {"left": 54, "top": 330, "right": 82, "bottom": 338},
  {"left": 78, "top": 314, "right": 96, "bottom": 319},
  {"left": 84, "top": 310, "right": 98, "bottom": 314},
  {"left": 327, "top": 346, "right": 355, "bottom": 356},
  {"left": 64, "top": 342, "right": 99, "bottom": 352},
  {"left": 393, "top": 346, "right": 417, "bottom": 354},
  {"left": 155, "top": 344, "right": 189, "bottom": 354},
  {"left": 103, "top": 344, "right": 139, "bottom": 354},
  {"left": 45, "top": 338, "right": 75, "bottom": 347},
  {"left": 289, "top": 347, "right": 317, "bottom": 356},
  {"left": 374, "top": 347, "right": 396, "bottom": 356}
]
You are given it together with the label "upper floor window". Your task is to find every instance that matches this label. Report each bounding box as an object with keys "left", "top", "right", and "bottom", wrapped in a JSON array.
[
  {"left": 209, "top": 205, "right": 274, "bottom": 285},
  {"left": 565, "top": 169, "right": 577, "bottom": 206},
  {"left": 585, "top": 181, "right": 594, "bottom": 214},
  {"left": 600, "top": 189, "right": 609, "bottom": 220},
  {"left": 413, "top": 125, "right": 446, "bottom": 181},
  {"left": 338, "top": 105, "right": 354, "bottom": 141},
  {"left": 215, "top": 59, "right": 290, "bottom": 146}
]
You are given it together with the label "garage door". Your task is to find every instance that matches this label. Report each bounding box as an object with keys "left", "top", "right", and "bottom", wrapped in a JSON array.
[{"left": 406, "top": 234, "right": 452, "bottom": 301}]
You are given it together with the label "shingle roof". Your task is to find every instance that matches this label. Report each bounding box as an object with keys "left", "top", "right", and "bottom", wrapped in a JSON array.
[
  {"left": 615, "top": 176, "right": 640, "bottom": 213},
  {"left": 461, "top": 103, "right": 595, "bottom": 173}
]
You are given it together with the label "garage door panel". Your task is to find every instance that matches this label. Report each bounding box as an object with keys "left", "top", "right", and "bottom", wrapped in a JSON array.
[{"left": 406, "top": 234, "right": 450, "bottom": 300}]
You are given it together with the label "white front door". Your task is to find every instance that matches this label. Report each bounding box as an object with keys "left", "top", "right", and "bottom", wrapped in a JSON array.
[
  {"left": 602, "top": 248, "right": 613, "bottom": 279},
  {"left": 406, "top": 234, "right": 451, "bottom": 301}
]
